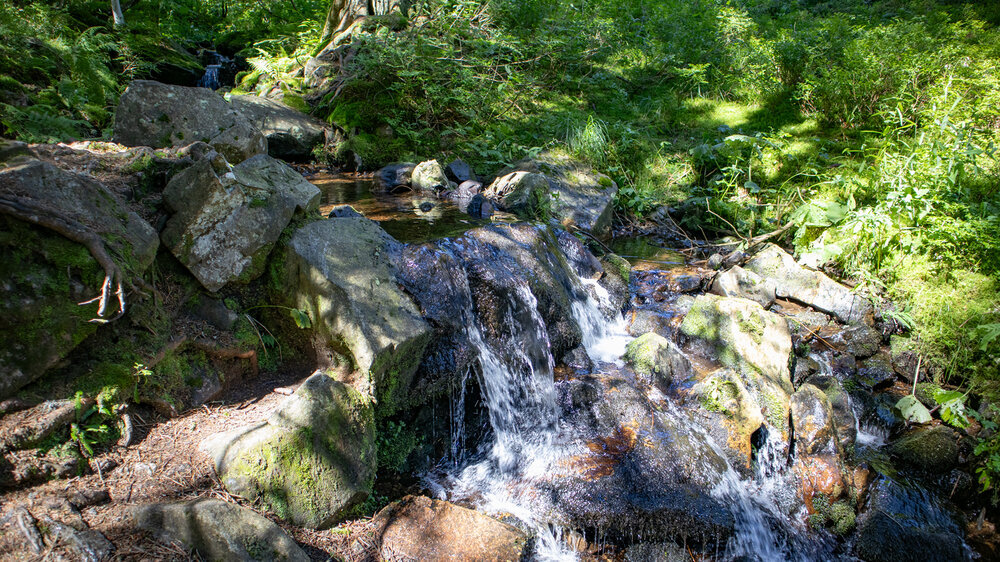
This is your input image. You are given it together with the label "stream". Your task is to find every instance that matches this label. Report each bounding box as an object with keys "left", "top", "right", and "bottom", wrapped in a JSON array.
[{"left": 312, "top": 174, "right": 975, "bottom": 561}]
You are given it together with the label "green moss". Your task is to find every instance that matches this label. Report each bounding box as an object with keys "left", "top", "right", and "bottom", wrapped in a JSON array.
[
  {"left": 624, "top": 332, "right": 672, "bottom": 378},
  {"left": 601, "top": 253, "right": 631, "bottom": 284},
  {"left": 738, "top": 310, "right": 765, "bottom": 345},
  {"left": 679, "top": 297, "right": 722, "bottom": 342}
]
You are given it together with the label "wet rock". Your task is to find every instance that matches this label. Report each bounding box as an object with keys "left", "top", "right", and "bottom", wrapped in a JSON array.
[
  {"left": 484, "top": 171, "right": 551, "bottom": 220},
  {"left": 411, "top": 159, "right": 454, "bottom": 192},
  {"left": 707, "top": 253, "right": 724, "bottom": 270},
  {"left": 597, "top": 253, "right": 630, "bottom": 312},
  {"left": 623, "top": 333, "right": 694, "bottom": 386},
  {"left": 558, "top": 230, "right": 603, "bottom": 281},
  {"left": 744, "top": 244, "right": 873, "bottom": 325},
  {"left": 833, "top": 324, "right": 882, "bottom": 359},
  {"left": 327, "top": 204, "right": 363, "bottom": 218},
  {"left": 0, "top": 160, "right": 158, "bottom": 398},
  {"left": 376, "top": 162, "right": 416, "bottom": 191},
  {"left": 132, "top": 498, "right": 310, "bottom": 561},
  {"left": 466, "top": 193, "right": 495, "bottom": 218},
  {"left": 563, "top": 346, "right": 594, "bottom": 372},
  {"left": 804, "top": 373, "right": 857, "bottom": 451},
  {"left": 890, "top": 335, "right": 921, "bottom": 382},
  {"left": 113, "top": 80, "right": 266, "bottom": 164},
  {"left": 369, "top": 495, "right": 528, "bottom": 561},
  {"left": 625, "top": 542, "right": 689, "bottom": 561},
  {"left": 889, "top": 425, "right": 960, "bottom": 474},
  {"left": 498, "top": 152, "right": 618, "bottom": 235},
  {"left": 444, "top": 158, "right": 474, "bottom": 183},
  {"left": 790, "top": 384, "right": 838, "bottom": 455},
  {"left": 161, "top": 153, "right": 320, "bottom": 292},
  {"left": 555, "top": 374, "right": 734, "bottom": 544},
  {"left": 794, "top": 454, "right": 846, "bottom": 508},
  {"left": 854, "top": 477, "right": 967, "bottom": 562},
  {"left": 283, "top": 218, "right": 431, "bottom": 411},
  {"left": 680, "top": 294, "right": 794, "bottom": 437},
  {"left": 856, "top": 353, "right": 895, "bottom": 389},
  {"left": 458, "top": 179, "right": 482, "bottom": 195},
  {"left": 692, "top": 368, "right": 765, "bottom": 470},
  {"left": 201, "top": 373, "right": 376, "bottom": 529},
  {"left": 230, "top": 94, "right": 330, "bottom": 160},
  {"left": 793, "top": 356, "right": 818, "bottom": 387},
  {"left": 627, "top": 309, "right": 676, "bottom": 339},
  {"left": 711, "top": 266, "right": 776, "bottom": 308}
]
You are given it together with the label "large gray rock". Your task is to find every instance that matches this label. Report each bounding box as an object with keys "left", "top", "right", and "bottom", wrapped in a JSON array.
[
  {"left": 201, "top": 373, "right": 376, "bottom": 529},
  {"left": 744, "top": 244, "right": 872, "bottom": 325},
  {"left": 230, "top": 95, "right": 330, "bottom": 160},
  {"left": 133, "top": 499, "right": 310, "bottom": 562},
  {"left": 411, "top": 159, "right": 454, "bottom": 192},
  {"left": 161, "top": 153, "right": 320, "bottom": 292},
  {"left": 790, "top": 383, "right": 839, "bottom": 455},
  {"left": 113, "top": 80, "right": 267, "bottom": 164},
  {"left": 369, "top": 496, "right": 529, "bottom": 561},
  {"left": 283, "top": 218, "right": 432, "bottom": 412},
  {"left": 680, "top": 294, "right": 794, "bottom": 438},
  {"left": 498, "top": 152, "right": 618, "bottom": 235},
  {"left": 691, "top": 368, "right": 765, "bottom": 471},
  {"left": 711, "top": 265, "right": 776, "bottom": 308},
  {"left": 483, "top": 171, "right": 551, "bottom": 220},
  {"left": 0, "top": 159, "right": 158, "bottom": 398},
  {"left": 132, "top": 498, "right": 309, "bottom": 562},
  {"left": 376, "top": 162, "right": 416, "bottom": 191}
]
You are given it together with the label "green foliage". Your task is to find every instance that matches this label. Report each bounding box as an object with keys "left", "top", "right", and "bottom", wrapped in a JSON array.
[{"left": 376, "top": 420, "right": 420, "bottom": 473}]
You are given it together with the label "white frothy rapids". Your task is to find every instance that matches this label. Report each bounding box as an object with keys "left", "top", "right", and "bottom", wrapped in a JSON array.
[{"left": 571, "top": 278, "right": 632, "bottom": 366}]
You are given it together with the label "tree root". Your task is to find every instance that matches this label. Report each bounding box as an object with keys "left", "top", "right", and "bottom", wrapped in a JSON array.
[
  {"left": 147, "top": 337, "right": 259, "bottom": 378},
  {"left": 0, "top": 196, "right": 142, "bottom": 323}
]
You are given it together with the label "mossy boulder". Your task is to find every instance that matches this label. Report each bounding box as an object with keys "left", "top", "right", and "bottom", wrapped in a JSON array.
[
  {"left": 201, "top": 373, "right": 376, "bottom": 529},
  {"left": 623, "top": 333, "right": 694, "bottom": 386},
  {"left": 0, "top": 159, "right": 158, "bottom": 398},
  {"left": 411, "top": 159, "right": 454, "bottom": 192},
  {"left": 499, "top": 151, "right": 618, "bottom": 236},
  {"left": 283, "top": 218, "right": 432, "bottom": 414},
  {"left": 744, "top": 243, "right": 872, "bottom": 325},
  {"left": 113, "top": 80, "right": 267, "bottom": 164},
  {"left": 889, "top": 425, "right": 959, "bottom": 474},
  {"left": 680, "top": 294, "right": 794, "bottom": 438},
  {"left": 692, "top": 368, "right": 765, "bottom": 470},
  {"left": 230, "top": 94, "right": 331, "bottom": 161},
  {"left": 161, "top": 152, "right": 320, "bottom": 292},
  {"left": 483, "top": 171, "right": 552, "bottom": 221},
  {"left": 132, "top": 499, "right": 310, "bottom": 561}
]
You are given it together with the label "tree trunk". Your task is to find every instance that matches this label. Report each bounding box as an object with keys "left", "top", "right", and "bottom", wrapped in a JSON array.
[
  {"left": 318, "top": 0, "right": 403, "bottom": 49},
  {"left": 111, "top": 0, "right": 126, "bottom": 26}
]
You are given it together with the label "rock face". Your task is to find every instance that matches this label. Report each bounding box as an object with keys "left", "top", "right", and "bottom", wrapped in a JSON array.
[
  {"left": 283, "top": 218, "right": 432, "bottom": 412},
  {"left": 113, "top": 80, "right": 267, "bottom": 164},
  {"left": 623, "top": 332, "right": 694, "bottom": 385},
  {"left": 854, "top": 477, "right": 967, "bottom": 562},
  {"left": 744, "top": 244, "right": 872, "bottom": 325},
  {"left": 161, "top": 153, "right": 320, "bottom": 292},
  {"left": 0, "top": 159, "right": 158, "bottom": 398},
  {"left": 370, "top": 496, "right": 528, "bottom": 561},
  {"left": 230, "top": 95, "right": 330, "bottom": 160},
  {"left": 711, "top": 266, "right": 776, "bottom": 308},
  {"left": 411, "top": 159, "right": 454, "bottom": 192},
  {"left": 201, "top": 373, "right": 376, "bottom": 529},
  {"left": 499, "top": 152, "right": 618, "bottom": 235},
  {"left": 484, "top": 171, "right": 551, "bottom": 219},
  {"left": 132, "top": 499, "right": 310, "bottom": 562},
  {"left": 680, "top": 294, "right": 794, "bottom": 436}
]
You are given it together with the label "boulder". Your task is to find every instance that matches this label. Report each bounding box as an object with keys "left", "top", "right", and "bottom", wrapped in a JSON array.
[
  {"left": 161, "top": 153, "right": 320, "bottom": 292},
  {"left": 411, "top": 159, "right": 453, "bottom": 192},
  {"left": 201, "top": 373, "right": 376, "bottom": 529},
  {"left": 804, "top": 373, "right": 857, "bottom": 451},
  {"left": 710, "top": 266, "right": 776, "bottom": 308},
  {"left": 466, "top": 193, "right": 495, "bottom": 218},
  {"left": 369, "top": 496, "right": 528, "bottom": 561},
  {"left": 132, "top": 499, "right": 309, "bottom": 562},
  {"left": 889, "top": 425, "right": 960, "bottom": 474},
  {"left": 854, "top": 477, "right": 967, "bottom": 562},
  {"left": 832, "top": 324, "right": 882, "bottom": 359},
  {"left": 444, "top": 158, "right": 474, "bottom": 183},
  {"left": 623, "top": 332, "right": 694, "bottom": 385},
  {"left": 499, "top": 152, "right": 618, "bottom": 235},
  {"left": 691, "top": 368, "right": 765, "bottom": 470},
  {"left": 230, "top": 95, "right": 331, "bottom": 160},
  {"left": 0, "top": 159, "right": 158, "bottom": 398},
  {"left": 744, "top": 244, "right": 872, "bottom": 325},
  {"left": 283, "top": 218, "right": 432, "bottom": 412},
  {"left": 790, "top": 384, "right": 839, "bottom": 455},
  {"left": 856, "top": 353, "right": 895, "bottom": 389},
  {"left": 483, "top": 171, "right": 551, "bottom": 220},
  {"left": 680, "top": 294, "right": 794, "bottom": 437},
  {"left": 376, "top": 162, "right": 415, "bottom": 191},
  {"left": 113, "top": 80, "right": 266, "bottom": 164}
]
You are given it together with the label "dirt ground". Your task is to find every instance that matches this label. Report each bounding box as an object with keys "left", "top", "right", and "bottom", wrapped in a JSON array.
[{"left": 0, "top": 367, "right": 381, "bottom": 561}]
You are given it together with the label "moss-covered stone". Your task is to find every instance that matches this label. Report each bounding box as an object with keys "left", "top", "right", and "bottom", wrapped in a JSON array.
[
  {"left": 202, "top": 373, "right": 376, "bottom": 529},
  {"left": 889, "top": 425, "right": 959, "bottom": 474},
  {"left": 623, "top": 332, "right": 694, "bottom": 386}
]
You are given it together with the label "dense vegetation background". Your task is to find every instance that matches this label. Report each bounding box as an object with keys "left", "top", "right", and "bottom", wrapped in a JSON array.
[{"left": 2, "top": 0, "right": 999, "bottom": 493}]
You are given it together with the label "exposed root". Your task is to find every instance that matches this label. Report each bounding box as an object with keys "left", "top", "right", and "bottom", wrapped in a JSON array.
[
  {"left": 148, "top": 336, "right": 259, "bottom": 379},
  {"left": 0, "top": 196, "right": 140, "bottom": 323}
]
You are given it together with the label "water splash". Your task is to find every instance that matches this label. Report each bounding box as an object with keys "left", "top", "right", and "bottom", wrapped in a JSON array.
[{"left": 571, "top": 278, "right": 631, "bottom": 366}]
